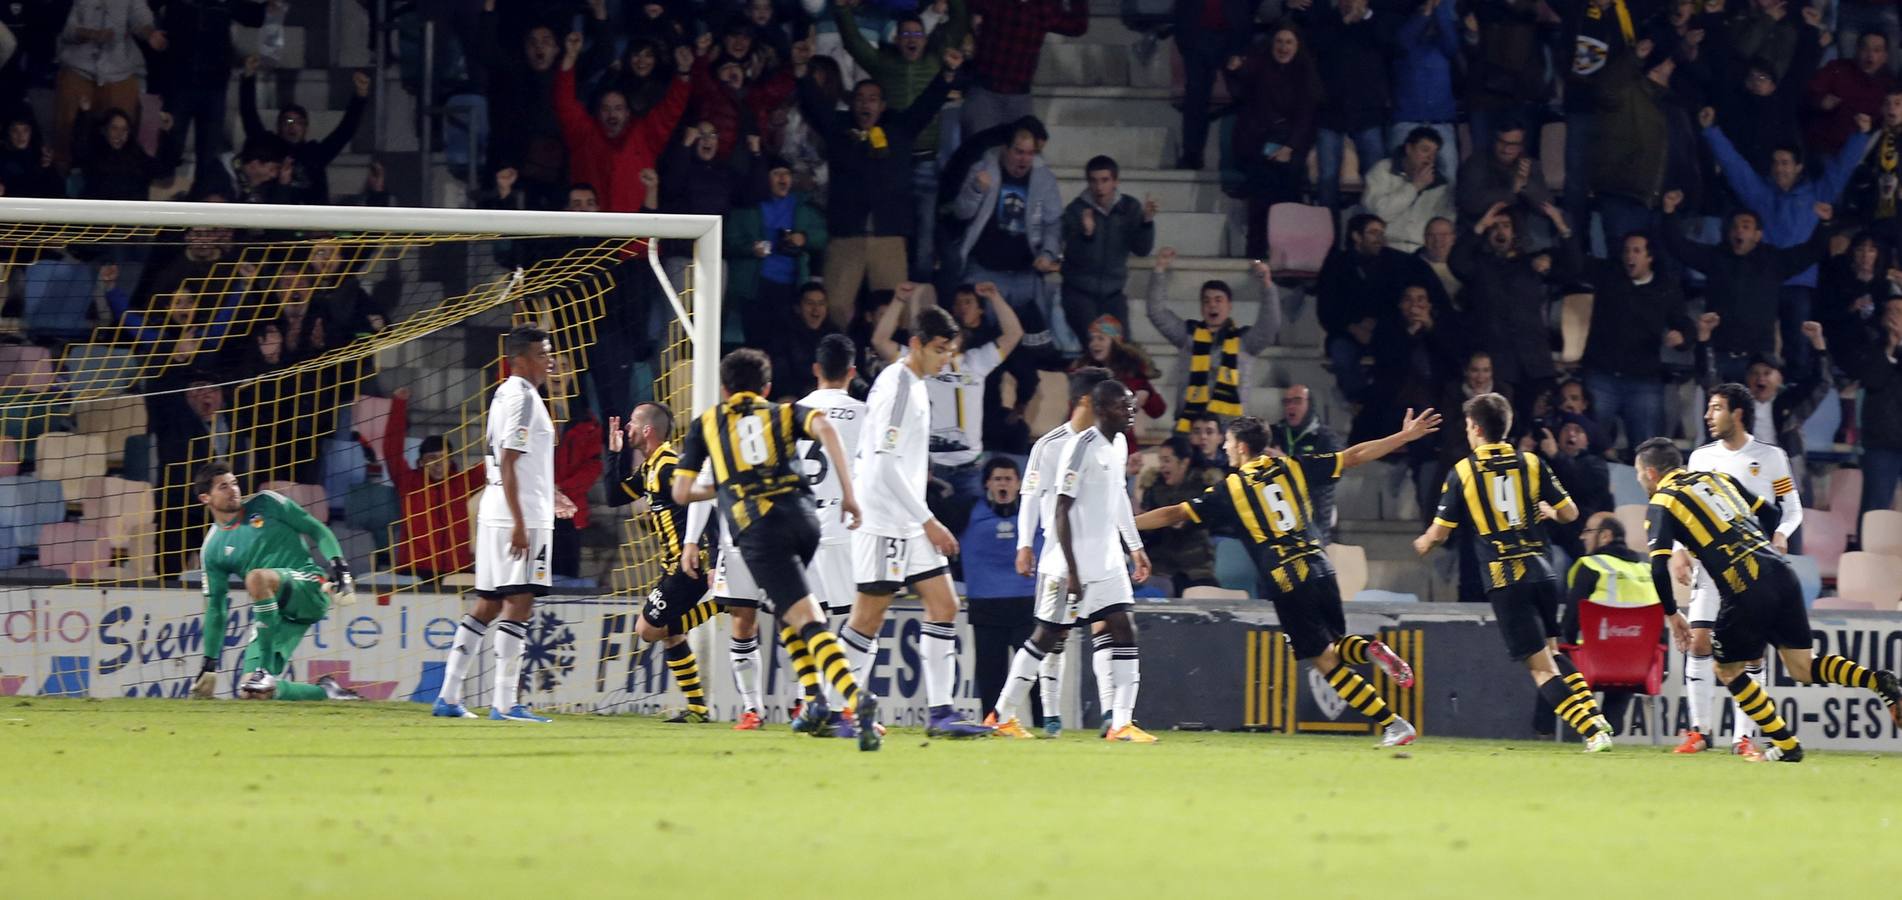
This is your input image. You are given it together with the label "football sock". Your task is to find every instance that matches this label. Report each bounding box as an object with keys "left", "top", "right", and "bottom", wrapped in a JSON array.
[
  {"left": 1109, "top": 642, "right": 1140, "bottom": 731},
  {"left": 662, "top": 642, "right": 708, "bottom": 714},
  {"left": 778, "top": 627, "right": 823, "bottom": 701},
  {"left": 1726, "top": 673, "right": 1799, "bottom": 751},
  {"left": 996, "top": 642, "right": 1044, "bottom": 722},
  {"left": 1810, "top": 654, "right": 1879, "bottom": 691},
  {"left": 1538, "top": 675, "right": 1608, "bottom": 739},
  {"left": 1037, "top": 640, "right": 1065, "bottom": 722},
  {"left": 840, "top": 626, "right": 878, "bottom": 694},
  {"left": 729, "top": 634, "right": 762, "bottom": 713},
  {"left": 1335, "top": 634, "right": 1372, "bottom": 666},
  {"left": 670, "top": 599, "right": 720, "bottom": 637},
  {"left": 273, "top": 681, "right": 327, "bottom": 701},
  {"left": 1091, "top": 632, "right": 1114, "bottom": 726},
  {"left": 920, "top": 620, "right": 958, "bottom": 709},
  {"left": 799, "top": 622, "right": 860, "bottom": 708},
  {"left": 437, "top": 614, "right": 485, "bottom": 706},
  {"left": 1733, "top": 662, "right": 1765, "bottom": 741},
  {"left": 1684, "top": 652, "right": 1715, "bottom": 736},
  {"left": 1553, "top": 654, "right": 1602, "bottom": 727},
  {"left": 1325, "top": 662, "right": 1397, "bottom": 728},
  {"left": 819, "top": 617, "right": 846, "bottom": 709},
  {"left": 493, "top": 619, "right": 528, "bottom": 711}
]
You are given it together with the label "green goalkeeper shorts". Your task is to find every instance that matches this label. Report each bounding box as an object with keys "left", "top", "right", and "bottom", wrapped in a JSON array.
[{"left": 267, "top": 567, "right": 332, "bottom": 624}]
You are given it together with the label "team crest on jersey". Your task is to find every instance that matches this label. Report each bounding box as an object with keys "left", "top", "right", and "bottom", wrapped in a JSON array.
[
  {"left": 882, "top": 426, "right": 900, "bottom": 450},
  {"left": 1749, "top": 461, "right": 1761, "bottom": 477},
  {"left": 1060, "top": 470, "right": 1078, "bottom": 493},
  {"left": 248, "top": 515, "right": 265, "bottom": 529},
  {"left": 515, "top": 427, "right": 529, "bottom": 445}
]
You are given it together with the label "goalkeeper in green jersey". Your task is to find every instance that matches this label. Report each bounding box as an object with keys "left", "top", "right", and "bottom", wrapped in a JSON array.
[{"left": 188, "top": 462, "right": 363, "bottom": 701}]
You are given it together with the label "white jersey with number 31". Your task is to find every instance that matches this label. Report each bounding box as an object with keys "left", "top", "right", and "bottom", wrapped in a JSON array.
[{"left": 796, "top": 387, "right": 866, "bottom": 545}]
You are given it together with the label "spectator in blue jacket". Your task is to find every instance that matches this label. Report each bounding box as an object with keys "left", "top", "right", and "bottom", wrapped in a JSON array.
[
  {"left": 1388, "top": 0, "right": 1461, "bottom": 184},
  {"left": 1702, "top": 103, "right": 1874, "bottom": 372},
  {"left": 951, "top": 457, "right": 1045, "bottom": 721}
]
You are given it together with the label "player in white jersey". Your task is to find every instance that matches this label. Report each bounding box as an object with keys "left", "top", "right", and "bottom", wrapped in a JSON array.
[
  {"left": 872, "top": 282, "right": 1025, "bottom": 502},
  {"left": 1672, "top": 382, "right": 1806, "bottom": 757},
  {"left": 844, "top": 306, "right": 995, "bottom": 737},
  {"left": 996, "top": 367, "right": 1115, "bottom": 737},
  {"left": 434, "top": 327, "right": 576, "bottom": 723},
  {"left": 992, "top": 377, "right": 1154, "bottom": 741}
]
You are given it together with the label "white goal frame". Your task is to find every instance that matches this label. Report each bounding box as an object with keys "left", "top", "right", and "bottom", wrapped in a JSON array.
[{"left": 0, "top": 198, "right": 725, "bottom": 414}]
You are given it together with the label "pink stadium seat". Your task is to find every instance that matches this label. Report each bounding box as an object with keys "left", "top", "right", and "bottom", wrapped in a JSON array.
[
  {"left": 352, "top": 396, "right": 395, "bottom": 466},
  {"left": 37, "top": 521, "right": 109, "bottom": 579},
  {"left": 0, "top": 344, "right": 57, "bottom": 392},
  {"left": 1825, "top": 468, "right": 1862, "bottom": 537},
  {"left": 1859, "top": 509, "right": 1902, "bottom": 558},
  {"left": 1266, "top": 203, "right": 1334, "bottom": 277},
  {"left": 0, "top": 439, "right": 19, "bottom": 478},
  {"left": 1835, "top": 552, "right": 1902, "bottom": 608},
  {"left": 1812, "top": 596, "right": 1877, "bottom": 611},
  {"left": 1802, "top": 508, "right": 1847, "bottom": 580},
  {"left": 260, "top": 481, "right": 329, "bottom": 524}
]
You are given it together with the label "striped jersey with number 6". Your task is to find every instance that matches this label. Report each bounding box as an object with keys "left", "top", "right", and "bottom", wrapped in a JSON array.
[{"left": 796, "top": 387, "right": 866, "bottom": 544}]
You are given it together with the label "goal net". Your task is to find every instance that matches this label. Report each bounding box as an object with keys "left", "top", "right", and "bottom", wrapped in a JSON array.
[{"left": 0, "top": 198, "right": 729, "bottom": 712}]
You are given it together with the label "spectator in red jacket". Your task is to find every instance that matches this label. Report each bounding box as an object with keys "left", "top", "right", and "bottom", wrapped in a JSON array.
[
  {"left": 553, "top": 30, "right": 694, "bottom": 212},
  {"left": 690, "top": 19, "right": 796, "bottom": 161},
  {"left": 382, "top": 388, "right": 483, "bottom": 577},
  {"left": 1809, "top": 32, "right": 1896, "bottom": 153},
  {"left": 551, "top": 413, "right": 604, "bottom": 578}
]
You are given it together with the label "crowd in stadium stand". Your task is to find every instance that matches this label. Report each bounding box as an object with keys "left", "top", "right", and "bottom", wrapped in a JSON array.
[{"left": 2, "top": 0, "right": 1902, "bottom": 601}]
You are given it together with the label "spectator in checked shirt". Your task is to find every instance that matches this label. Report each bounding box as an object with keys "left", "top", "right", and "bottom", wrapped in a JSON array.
[{"left": 960, "top": 0, "right": 1088, "bottom": 137}]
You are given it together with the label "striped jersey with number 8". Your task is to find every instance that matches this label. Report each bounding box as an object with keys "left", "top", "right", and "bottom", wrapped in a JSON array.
[{"left": 675, "top": 391, "right": 825, "bottom": 536}]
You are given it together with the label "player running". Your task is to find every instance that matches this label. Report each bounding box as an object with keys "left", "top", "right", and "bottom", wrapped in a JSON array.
[
  {"left": 671, "top": 348, "right": 880, "bottom": 751},
  {"left": 187, "top": 462, "right": 362, "bottom": 702},
  {"left": 605, "top": 400, "right": 727, "bottom": 724},
  {"left": 839, "top": 307, "right": 994, "bottom": 737},
  {"left": 1143, "top": 413, "right": 1435, "bottom": 747},
  {"left": 1634, "top": 438, "right": 1902, "bottom": 762},
  {"left": 1672, "top": 381, "right": 1807, "bottom": 756},
  {"left": 1415, "top": 393, "right": 1616, "bottom": 751},
  {"left": 988, "top": 366, "right": 1115, "bottom": 737},
  {"left": 432, "top": 326, "right": 576, "bottom": 723}
]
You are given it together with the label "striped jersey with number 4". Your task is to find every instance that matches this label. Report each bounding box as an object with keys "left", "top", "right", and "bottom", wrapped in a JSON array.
[
  {"left": 1180, "top": 453, "right": 1342, "bottom": 593},
  {"left": 1433, "top": 443, "right": 1574, "bottom": 589},
  {"left": 796, "top": 387, "right": 866, "bottom": 544}
]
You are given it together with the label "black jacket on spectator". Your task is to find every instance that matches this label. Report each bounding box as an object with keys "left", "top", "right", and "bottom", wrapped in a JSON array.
[
  {"left": 1662, "top": 209, "right": 1827, "bottom": 356},
  {"left": 1858, "top": 343, "right": 1902, "bottom": 450},
  {"left": 474, "top": 7, "right": 565, "bottom": 196},
  {"left": 1297, "top": 6, "right": 1391, "bottom": 133},
  {"left": 1579, "top": 257, "right": 1690, "bottom": 378},
  {"left": 1448, "top": 229, "right": 1580, "bottom": 387},
  {"left": 1465, "top": 0, "right": 1546, "bottom": 116},
  {"left": 151, "top": 0, "right": 268, "bottom": 93},
  {"left": 1367, "top": 313, "right": 1466, "bottom": 434},
  {"left": 799, "top": 70, "right": 953, "bottom": 239},
  {"left": 72, "top": 115, "right": 184, "bottom": 201},
  {"left": 0, "top": 118, "right": 65, "bottom": 198},
  {"left": 1314, "top": 246, "right": 1445, "bottom": 341},
  {"left": 768, "top": 318, "right": 843, "bottom": 401},
  {"left": 239, "top": 76, "right": 367, "bottom": 204},
  {"left": 1816, "top": 251, "right": 1892, "bottom": 354}
]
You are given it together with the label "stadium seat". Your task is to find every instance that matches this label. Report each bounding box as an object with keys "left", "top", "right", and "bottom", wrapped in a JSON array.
[
  {"left": 36, "top": 432, "right": 108, "bottom": 500},
  {"left": 1835, "top": 552, "right": 1902, "bottom": 608},
  {"left": 1558, "top": 293, "right": 1592, "bottom": 364},
  {"left": 0, "top": 344, "right": 58, "bottom": 392},
  {"left": 1788, "top": 554, "right": 1823, "bottom": 606},
  {"left": 1859, "top": 509, "right": 1902, "bottom": 558},
  {"left": 37, "top": 521, "right": 109, "bottom": 579},
  {"left": 1802, "top": 508, "right": 1847, "bottom": 579},
  {"left": 1022, "top": 371, "right": 1071, "bottom": 437},
  {"left": 1800, "top": 394, "right": 1843, "bottom": 459},
  {"left": 344, "top": 480, "right": 399, "bottom": 550},
  {"left": 1825, "top": 468, "right": 1862, "bottom": 536},
  {"left": 260, "top": 481, "right": 330, "bottom": 524},
  {"left": 1812, "top": 596, "right": 1877, "bottom": 611},
  {"left": 1560, "top": 600, "right": 1666, "bottom": 744},
  {"left": 60, "top": 345, "right": 139, "bottom": 397},
  {"left": 1182, "top": 585, "right": 1249, "bottom": 601},
  {"left": 1351, "top": 589, "right": 1418, "bottom": 603},
  {"left": 1212, "top": 537, "right": 1259, "bottom": 594},
  {"left": 323, "top": 436, "right": 370, "bottom": 510},
  {"left": 0, "top": 475, "right": 65, "bottom": 568},
  {"left": 351, "top": 396, "right": 395, "bottom": 465},
  {"left": 1326, "top": 544, "right": 1367, "bottom": 599},
  {"left": 0, "top": 437, "right": 19, "bottom": 478},
  {"left": 331, "top": 523, "right": 378, "bottom": 580},
  {"left": 1608, "top": 463, "right": 1646, "bottom": 508},
  {"left": 1266, "top": 203, "right": 1334, "bottom": 277},
  {"left": 1613, "top": 504, "right": 1648, "bottom": 553},
  {"left": 22, "top": 258, "right": 95, "bottom": 340},
  {"left": 73, "top": 395, "right": 147, "bottom": 467}
]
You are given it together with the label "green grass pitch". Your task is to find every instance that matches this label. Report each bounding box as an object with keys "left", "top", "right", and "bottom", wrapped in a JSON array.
[{"left": 2, "top": 699, "right": 1897, "bottom": 897}]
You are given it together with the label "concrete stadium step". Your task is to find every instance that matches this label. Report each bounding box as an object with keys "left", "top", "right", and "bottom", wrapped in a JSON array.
[
  {"left": 1043, "top": 123, "right": 1225, "bottom": 171},
  {"left": 1049, "top": 167, "right": 1229, "bottom": 214},
  {"left": 1035, "top": 40, "right": 1173, "bottom": 89},
  {"left": 1034, "top": 86, "right": 1177, "bottom": 128}
]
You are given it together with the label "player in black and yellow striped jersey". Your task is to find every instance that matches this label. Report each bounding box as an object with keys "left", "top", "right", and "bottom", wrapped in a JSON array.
[
  {"left": 1635, "top": 438, "right": 1902, "bottom": 762},
  {"left": 1136, "top": 409, "right": 1441, "bottom": 747},
  {"left": 1414, "top": 392, "right": 1619, "bottom": 751},
  {"left": 604, "top": 401, "right": 731, "bottom": 723},
  {"left": 672, "top": 348, "right": 883, "bottom": 751}
]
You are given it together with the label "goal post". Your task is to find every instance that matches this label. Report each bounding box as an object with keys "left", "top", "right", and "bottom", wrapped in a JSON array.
[{"left": 0, "top": 197, "right": 738, "bottom": 711}]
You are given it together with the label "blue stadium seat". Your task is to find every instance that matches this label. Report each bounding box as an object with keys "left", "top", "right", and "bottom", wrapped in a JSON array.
[
  {"left": 22, "top": 259, "right": 95, "bottom": 341},
  {"left": 0, "top": 475, "right": 66, "bottom": 568},
  {"left": 1608, "top": 463, "right": 1647, "bottom": 508},
  {"left": 1788, "top": 554, "right": 1823, "bottom": 607},
  {"left": 1213, "top": 537, "right": 1259, "bottom": 595},
  {"left": 60, "top": 345, "right": 139, "bottom": 397}
]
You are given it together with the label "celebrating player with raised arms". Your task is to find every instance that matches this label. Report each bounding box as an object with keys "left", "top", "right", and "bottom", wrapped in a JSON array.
[{"left": 188, "top": 462, "right": 361, "bottom": 702}]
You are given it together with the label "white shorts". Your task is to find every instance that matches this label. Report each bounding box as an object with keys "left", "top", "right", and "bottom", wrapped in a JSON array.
[
  {"left": 808, "top": 540, "right": 855, "bottom": 614},
  {"left": 474, "top": 523, "right": 552, "bottom": 597},
  {"left": 852, "top": 530, "right": 949, "bottom": 593},
  {"left": 713, "top": 540, "right": 762, "bottom": 605},
  {"left": 1688, "top": 569, "right": 1720, "bottom": 627},
  {"left": 1034, "top": 570, "right": 1133, "bottom": 626}
]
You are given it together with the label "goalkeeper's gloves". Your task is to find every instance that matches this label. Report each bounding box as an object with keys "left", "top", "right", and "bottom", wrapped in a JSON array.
[
  {"left": 328, "top": 557, "right": 357, "bottom": 606},
  {"left": 190, "top": 657, "right": 218, "bottom": 699}
]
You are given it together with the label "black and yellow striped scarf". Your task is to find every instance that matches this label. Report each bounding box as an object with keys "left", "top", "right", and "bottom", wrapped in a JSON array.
[
  {"left": 1878, "top": 130, "right": 1900, "bottom": 219},
  {"left": 1175, "top": 321, "right": 1244, "bottom": 432}
]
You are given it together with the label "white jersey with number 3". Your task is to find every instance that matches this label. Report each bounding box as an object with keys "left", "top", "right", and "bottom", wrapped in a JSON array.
[{"left": 797, "top": 387, "right": 866, "bottom": 545}]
